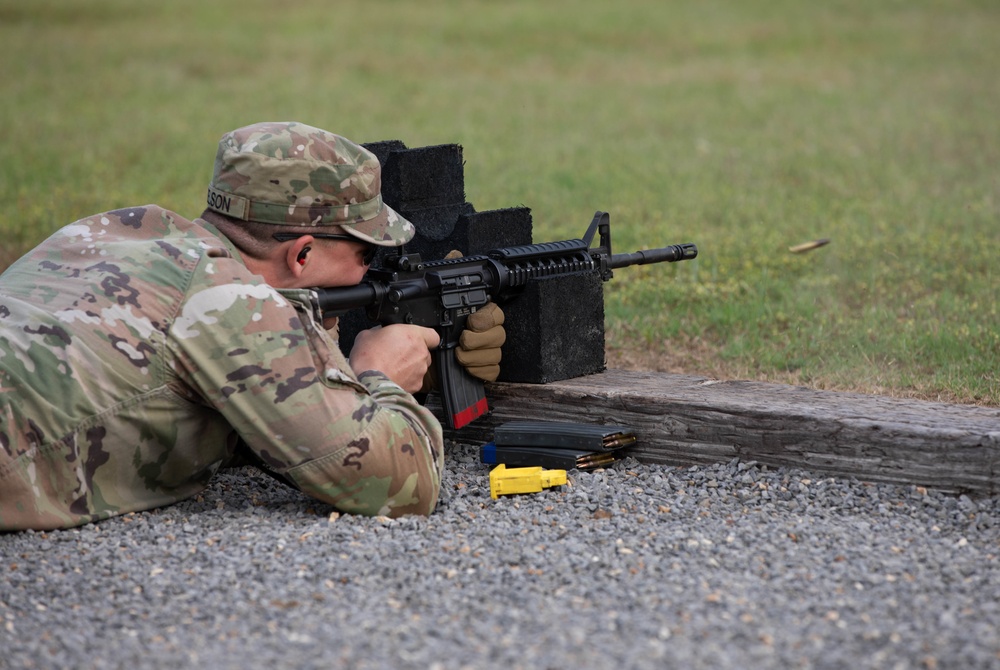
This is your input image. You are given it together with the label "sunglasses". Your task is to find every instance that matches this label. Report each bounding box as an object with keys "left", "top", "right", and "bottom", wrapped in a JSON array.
[{"left": 272, "top": 232, "right": 379, "bottom": 265}]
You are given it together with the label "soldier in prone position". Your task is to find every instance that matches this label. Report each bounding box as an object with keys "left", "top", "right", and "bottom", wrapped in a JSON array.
[{"left": 0, "top": 121, "right": 505, "bottom": 530}]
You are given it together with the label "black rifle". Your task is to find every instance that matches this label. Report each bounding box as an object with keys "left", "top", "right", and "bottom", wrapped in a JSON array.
[{"left": 317, "top": 211, "right": 697, "bottom": 429}]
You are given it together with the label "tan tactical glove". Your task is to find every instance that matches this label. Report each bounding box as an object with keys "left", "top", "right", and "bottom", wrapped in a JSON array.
[{"left": 456, "top": 301, "right": 506, "bottom": 382}]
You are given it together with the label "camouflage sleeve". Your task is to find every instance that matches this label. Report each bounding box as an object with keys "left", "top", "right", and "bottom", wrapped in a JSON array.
[{"left": 166, "top": 265, "right": 443, "bottom": 518}]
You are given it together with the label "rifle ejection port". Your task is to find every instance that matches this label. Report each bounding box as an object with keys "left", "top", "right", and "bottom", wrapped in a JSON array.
[{"left": 441, "top": 288, "right": 489, "bottom": 309}]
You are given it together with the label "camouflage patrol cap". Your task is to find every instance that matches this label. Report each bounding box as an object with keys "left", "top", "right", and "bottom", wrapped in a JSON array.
[{"left": 206, "top": 121, "right": 414, "bottom": 246}]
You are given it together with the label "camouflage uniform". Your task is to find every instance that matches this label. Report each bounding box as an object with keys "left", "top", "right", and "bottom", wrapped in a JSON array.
[{"left": 0, "top": 123, "right": 444, "bottom": 531}]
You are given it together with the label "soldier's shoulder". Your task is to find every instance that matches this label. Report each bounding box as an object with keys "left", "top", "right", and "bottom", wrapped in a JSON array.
[{"left": 81, "top": 205, "right": 195, "bottom": 230}]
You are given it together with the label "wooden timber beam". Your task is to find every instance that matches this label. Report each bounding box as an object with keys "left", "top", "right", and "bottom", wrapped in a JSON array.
[{"left": 435, "top": 369, "right": 1000, "bottom": 495}]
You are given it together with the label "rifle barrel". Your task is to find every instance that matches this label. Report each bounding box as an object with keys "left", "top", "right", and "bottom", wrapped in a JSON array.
[{"left": 609, "top": 243, "right": 697, "bottom": 268}]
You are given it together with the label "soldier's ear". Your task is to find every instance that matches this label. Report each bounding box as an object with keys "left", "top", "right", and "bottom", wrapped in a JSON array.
[{"left": 285, "top": 236, "right": 313, "bottom": 276}]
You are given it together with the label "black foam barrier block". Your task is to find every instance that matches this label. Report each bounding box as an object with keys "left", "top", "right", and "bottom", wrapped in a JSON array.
[
  {"left": 497, "top": 272, "right": 607, "bottom": 384},
  {"left": 398, "top": 203, "right": 476, "bottom": 254},
  {"left": 362, "top": 140, "right": 408, "bottom": 168},
  {"left": 457, "top": 207, "right": 533, "bottom": 255},
  {"left": 399, "top": 206, "right": 533, "bottom": 261},
  {"left": 352, "top": 202, "right": 476, "bottom": 270},
  {"left": 379, "top": 144, "right": 466, "bottom": 210}
]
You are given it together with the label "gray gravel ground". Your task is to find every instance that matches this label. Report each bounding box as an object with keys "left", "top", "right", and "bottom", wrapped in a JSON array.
[{"left": 2, "top": 442, "right": 998, "bottom": 670}]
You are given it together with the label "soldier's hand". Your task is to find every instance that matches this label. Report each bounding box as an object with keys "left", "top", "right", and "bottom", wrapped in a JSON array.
[
  {"left": 456, "top": 301, "right": 505, "bottom": 382},
  {"left": 350, "top": 324, "right": 440, "bottom": 393}
]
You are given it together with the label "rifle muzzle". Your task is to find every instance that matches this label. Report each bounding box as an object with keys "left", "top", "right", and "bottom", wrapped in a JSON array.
[{"left": 609, "top": 243, "right": 698, "bottom": 268}]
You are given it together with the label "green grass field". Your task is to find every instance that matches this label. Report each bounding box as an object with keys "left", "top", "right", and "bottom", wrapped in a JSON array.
[{"left": 2, "top": 0, "right": 997, "bottom": 405}]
